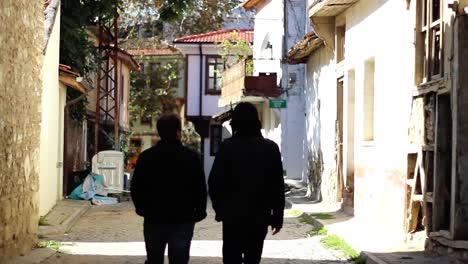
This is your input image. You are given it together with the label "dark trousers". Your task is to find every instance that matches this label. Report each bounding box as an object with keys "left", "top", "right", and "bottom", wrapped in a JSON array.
[
  {"left": 222, "top": 220, "right": 268, "bottom": 264},
  {"left": 143, "top": 220, "right": 195, "bottom": 264}
]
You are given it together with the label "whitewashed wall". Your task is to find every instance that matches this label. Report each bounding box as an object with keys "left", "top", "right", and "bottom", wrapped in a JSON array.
[
  {"left": 342, "top": 0, "right": 414, "bottom": 247},
  {"left": 254, "top": 0, "right": 307, "bottom": 180},
  {"left": 181, "top": 45, "right": 227, "bottom": 117},
  {"left": 304, "top": 0, "right": 416, "bottom": 248},
  {"left": 305, "top": 46, "right": 337, "bottom": 203},
  {"left": 39, "top": 7, "right": 63, "bottom": 216}
]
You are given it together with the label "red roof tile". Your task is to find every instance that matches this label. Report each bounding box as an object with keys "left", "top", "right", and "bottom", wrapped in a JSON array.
[
  {"left": 59, "top": 64, "right": 81, "bottom": 77},
  {"left": 174, "top": 28, "right": 253, "bottom": 44},
  {"left": 127, "top": 48, "right": 181, "bottom": 56}
]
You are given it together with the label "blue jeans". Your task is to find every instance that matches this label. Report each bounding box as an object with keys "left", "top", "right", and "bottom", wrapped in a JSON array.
[{"left": 143, "top": 220, "right": 195, "bottom": 264}]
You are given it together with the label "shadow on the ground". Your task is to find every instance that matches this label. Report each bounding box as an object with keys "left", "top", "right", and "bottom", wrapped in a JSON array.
[{"left": 41, "top": 254, "right": 351, "bottom": 264}]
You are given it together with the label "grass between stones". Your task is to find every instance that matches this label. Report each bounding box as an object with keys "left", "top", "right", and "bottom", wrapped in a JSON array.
[
  {"left": 38, "top": 240, "right": 66, "bottom": 253},
  {"left": 38, "top": 216, "right": 49, "bottom": 226},
  {"left": 310, "top": 213, "right": 335, "bottom": 220},
  {"left": 307, "top": 226, "right": 328, "bottom": 237},
  {"left": 284, "top": 209, "right": 302, "bottom": 217},
  {"left": 320, "top": 235, "right": 365, "bottom": 264}
]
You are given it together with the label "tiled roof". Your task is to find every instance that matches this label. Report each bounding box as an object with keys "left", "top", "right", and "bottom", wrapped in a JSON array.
[
  {"left": 174, "top": 28, "right": 253, "bottom": 44},
  {"left": 127, "top": 48, "right": 181, "bottom": 56},
  {"left": 286, "top": 31, "right": 324, "bottom": 64},
  {"left": 59, "top": 64, "right": 80, "bottom": 77}
]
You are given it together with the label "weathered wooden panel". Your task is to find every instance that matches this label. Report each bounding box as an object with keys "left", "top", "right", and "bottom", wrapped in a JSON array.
[{"left": 453, "top": 15, "right": 468, "bottom": 240}]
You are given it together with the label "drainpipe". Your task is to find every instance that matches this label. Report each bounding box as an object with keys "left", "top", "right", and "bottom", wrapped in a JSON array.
[
  {"left": 63, "top": 93, "right": 86, "bottom": 197},
  {"left": 198, "top": 43, "right": 205, "bottom": 164}
]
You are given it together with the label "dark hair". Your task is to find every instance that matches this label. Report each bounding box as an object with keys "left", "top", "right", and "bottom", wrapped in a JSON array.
[
  {"left": 157, "top": 113, "right": 181, "bottom": 140},
  {"left": 230, "top": 102, "right": 261, "bottom": 136}
]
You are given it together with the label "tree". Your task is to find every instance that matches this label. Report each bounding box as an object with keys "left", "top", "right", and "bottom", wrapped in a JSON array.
[
  {"left": 120, "top": 0, "right": 242, "bottom": 40},
  {"left": 129, "top": 57, "right": 181, "bottom": 123}
]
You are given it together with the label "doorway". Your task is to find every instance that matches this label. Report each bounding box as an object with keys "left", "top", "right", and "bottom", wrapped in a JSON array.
[{"left": 343, "top": 70, "right": 356, "bottom": 213}]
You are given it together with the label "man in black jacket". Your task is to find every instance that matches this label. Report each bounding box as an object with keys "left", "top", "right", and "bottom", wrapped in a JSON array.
[
  {"left": 131, "top": 113, "right": 207, "bottom": 264},
  {"left": 208, "top": 102, "right": 285, "bottom": 264}
]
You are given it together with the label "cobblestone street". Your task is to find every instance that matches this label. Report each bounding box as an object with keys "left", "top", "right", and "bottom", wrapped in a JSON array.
[{"left": 39, "top": 202, "right": 352, "bottom": 264}]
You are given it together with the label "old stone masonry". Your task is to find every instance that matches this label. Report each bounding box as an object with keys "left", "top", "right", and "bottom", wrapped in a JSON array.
[{"left": 38, "top": 202, "right": 352, "bottom": 264}]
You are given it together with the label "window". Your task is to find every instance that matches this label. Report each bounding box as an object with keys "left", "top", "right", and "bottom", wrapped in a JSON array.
[
  {"left": 417, "top": 0, "right": 442, "bottom": 83},
  {"left": 206, "top": 56, "right": 224, "bottom": 95},
  {"left": 363, "top": 58, "right": 375, "bottom": 142},
  {"left": 336, "top": 25, "right": 346, "bottom": 63},
  {"left": 210, "top": 125, "right": 223, "bottom": 156}
]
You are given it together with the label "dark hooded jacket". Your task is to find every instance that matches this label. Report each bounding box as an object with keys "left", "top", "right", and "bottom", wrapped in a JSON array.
[
  {"left": 208, "top": 133, "right": 285, "bottom": 229},
  {"left": 131, "top": 139, "right": 207, "bottom": 224}
]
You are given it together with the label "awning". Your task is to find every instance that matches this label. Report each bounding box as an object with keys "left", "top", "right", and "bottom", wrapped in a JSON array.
[{"left": 285, "top": 31, "right": 324, "bottom": 64}]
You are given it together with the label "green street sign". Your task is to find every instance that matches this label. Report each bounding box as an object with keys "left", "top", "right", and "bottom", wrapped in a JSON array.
[{"left": 269, "top": 99, "right": 287, "bottom": 109}]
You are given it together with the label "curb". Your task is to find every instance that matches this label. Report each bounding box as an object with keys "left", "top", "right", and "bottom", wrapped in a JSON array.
[
  {"left": 362, "top": 252, "right": 389, "bottom": 264},
  {"left": 4, "top": 248, "right": 57, "bottom": 264},
  {"left": 38, "top": 201, "right": 91, "bottom": 237}
]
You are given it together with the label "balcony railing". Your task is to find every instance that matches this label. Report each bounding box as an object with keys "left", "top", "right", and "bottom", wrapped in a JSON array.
[{"left": 219, "top": 60, "right": 281, "bottom": 107}]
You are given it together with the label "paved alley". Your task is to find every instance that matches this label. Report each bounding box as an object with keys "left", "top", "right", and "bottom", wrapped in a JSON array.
[{"left": 39, "top": 201, "right": 353, "bottom": 264}]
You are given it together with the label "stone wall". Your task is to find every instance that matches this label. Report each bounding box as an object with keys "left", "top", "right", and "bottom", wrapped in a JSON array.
[{"left": 0, "top": 0, "right": 43, "bottom": 260}]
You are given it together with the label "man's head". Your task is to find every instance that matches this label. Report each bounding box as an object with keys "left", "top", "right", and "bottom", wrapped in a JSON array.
[
  {"left": 230, "top": 102, "right": 261, "bottom": 135},
  {"left": 156, "top": 113, "right": 182, "bottom": 140}
]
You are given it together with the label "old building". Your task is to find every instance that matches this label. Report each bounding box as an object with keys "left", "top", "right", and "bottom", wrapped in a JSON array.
[
  {"left": 288, "top": 0, "right": 468, "bottom": 255},
  {"left": 240, "top": 0, "right": 309, "bottom": 182},
  {"left": 174, "top": 28, "right": 254, "bottom": 174}
]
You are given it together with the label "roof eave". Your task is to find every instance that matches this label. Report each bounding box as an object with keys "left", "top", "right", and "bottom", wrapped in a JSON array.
[
  {"left": 285, "top": 31, "right": 324, "bottom": 64},
  {"left": 308, "top": 0, "right": 360, "bottom": 17},
  {"left": 241, "top": 0, "right": 266, "bottom": 10},
  {"left": 59, "top": 74, "right": 87, "bottom": 94}
]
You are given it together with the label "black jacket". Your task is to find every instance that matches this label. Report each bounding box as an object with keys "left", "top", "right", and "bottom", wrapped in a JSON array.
[
  {"left": 208, "top": 135, "right": 285, "bottom": 229},
  {"left": 131, "top": 139, "right": 207, "bottom": 224}
]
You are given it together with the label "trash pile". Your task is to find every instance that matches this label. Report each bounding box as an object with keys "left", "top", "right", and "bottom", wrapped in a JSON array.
[{"left": 68, "top": 172, "right": 119, "bottom": 205}]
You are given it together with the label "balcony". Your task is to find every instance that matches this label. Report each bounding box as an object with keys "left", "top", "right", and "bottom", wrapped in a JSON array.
[{"left": 219, "top": 60, "right": 282, "bottom": 107}]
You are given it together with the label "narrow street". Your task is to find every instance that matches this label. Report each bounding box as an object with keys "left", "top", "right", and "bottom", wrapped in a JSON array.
[{"left": 40, "top": 202, "right": 352, "bottom": 264}]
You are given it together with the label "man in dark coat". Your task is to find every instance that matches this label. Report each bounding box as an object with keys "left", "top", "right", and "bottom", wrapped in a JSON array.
[
  {"left": 208, "top": 102, "right": 285, "bottom": 264},
  {"left": 131, "top": 113, "right": 207, "bottom": 264}
]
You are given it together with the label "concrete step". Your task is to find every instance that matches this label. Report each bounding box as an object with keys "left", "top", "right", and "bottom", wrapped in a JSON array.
[{"left": 38, "top": 199, "right": 91, "bottom": 237}]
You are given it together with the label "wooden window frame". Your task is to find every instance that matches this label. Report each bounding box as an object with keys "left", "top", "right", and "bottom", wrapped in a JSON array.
[
  {"left": 205, "top": 55, "right": 224, "bottom": 95},
  {"left": 416, "top": 0, "right": 443, "bottom": 85}
]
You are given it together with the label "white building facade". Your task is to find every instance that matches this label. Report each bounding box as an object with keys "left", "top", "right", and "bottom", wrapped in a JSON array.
[{"left": 242, "top": 0, "right": 308, "bottom": 181}]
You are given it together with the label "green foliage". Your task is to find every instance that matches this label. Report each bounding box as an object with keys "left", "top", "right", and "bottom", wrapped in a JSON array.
[
  {"left": 38, "top": 240, "right": 65, "bottom": 253},
  {"left": 321, "top": 235, "right": 363, "bottom": 262},
  {"left": 284, "top": 209, "right": 302, "bottom": 217},
  {"left": 38, "top": 216, "right": 49, "bottom": 226},
  {"left": 129, "top": 58, "right": 182, "bottom": 124},
  {"left": 217, "top": 31, "right": 252, "bottom": 69},
  {"left": 307, "top": 226, "right": 328, "bottom": 237},
  {"left": 60, "top": 0, "right": 122, "bottom": 76},
  {"left": 299, "top": 214, "right": 316, "bottom": 225},
  {"left": 310, "top": 213, "right": 335, "bottom": 220},
  {"left": 170, "top": 0, "right": 242, "bottom": 37},
  {"left": 66, "top": 88, "right": 88, "bottom": 123},
  {"left": 120, "top": 0, "right": 241, "bottom": 39}
]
